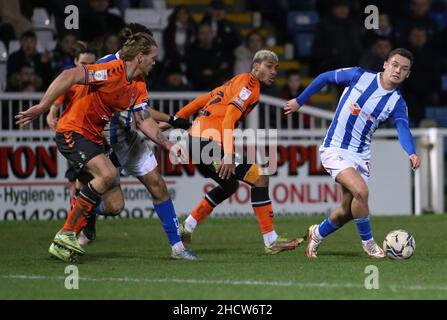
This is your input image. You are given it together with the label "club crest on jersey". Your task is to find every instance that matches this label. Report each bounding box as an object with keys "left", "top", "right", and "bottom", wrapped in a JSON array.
[
  {"left": 349, "top": 103, "right": 361, "bottom": 115},
  {"left": 239, "top": 87, "right": 252, "bottom": 101}
]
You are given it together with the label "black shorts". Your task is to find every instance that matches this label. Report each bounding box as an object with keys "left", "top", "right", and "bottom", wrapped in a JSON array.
[
  {"left": 187, "top": 135, "right": 254, "bottom": 186},
  {"left": 56, "top": 132, "right": 105, "bottom": 181}
]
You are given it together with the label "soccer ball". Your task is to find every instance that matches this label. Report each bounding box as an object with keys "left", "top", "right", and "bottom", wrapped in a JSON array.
[{"left": 383, "top": 230, "right": 416, "bottom": 260}]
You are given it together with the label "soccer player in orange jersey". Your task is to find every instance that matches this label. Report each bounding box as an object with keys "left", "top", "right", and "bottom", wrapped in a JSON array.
[
  {"left": 16, "top": 33, "right": 188, "bottom": 262},
  {"left": 168, "top": 50, "right": 302, "bottom": 254},
  {"left": 45, "top": 26, "right": 195, "bottom": 261},
  {"left": 46, "top": 42, "right": 96, "bottom": 205}
]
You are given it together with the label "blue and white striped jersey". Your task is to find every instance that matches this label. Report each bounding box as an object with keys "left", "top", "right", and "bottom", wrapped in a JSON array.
[
  {"left": 97, "top": 52, "right": 150, "bottom": 145},
  {"left": 296, "top": 67, "right": 413, "bottom": 158}
]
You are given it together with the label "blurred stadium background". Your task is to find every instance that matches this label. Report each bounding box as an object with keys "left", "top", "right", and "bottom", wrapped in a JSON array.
[{"left": 1, "top": 0, "right": 447, "bottom": 300}]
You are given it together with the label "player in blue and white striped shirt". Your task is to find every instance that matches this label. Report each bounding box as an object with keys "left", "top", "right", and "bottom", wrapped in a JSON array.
[{"left": 284, "top": 48, "right": 421, "bottom": 258}]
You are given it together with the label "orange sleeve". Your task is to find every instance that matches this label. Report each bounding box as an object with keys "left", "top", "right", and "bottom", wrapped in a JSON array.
[
  {"left": 221, "top": 105, "right": 242, "bottom": 155},
  {"left": 227, "top": 75, "right": 257, "bottom": 113},
  {"left": 176, "top": 92, "right": 212, "bottom": 119},
  {"left": 82, "top": 60, "right": 124, "bottom": 87},
  {"left": 132, "top": 78, "right": 149, "bottom": 111}
]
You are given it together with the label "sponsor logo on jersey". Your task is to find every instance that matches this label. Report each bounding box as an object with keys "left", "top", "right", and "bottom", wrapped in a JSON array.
[
  {"left": 94, "top": 70, "right": 108, "bottom": 81},
  {"left": 349, "top": 103, "right": 361, "bottom": 115},
  {"left": 239, "top": 87, "right": 252, "bottom": 101}
]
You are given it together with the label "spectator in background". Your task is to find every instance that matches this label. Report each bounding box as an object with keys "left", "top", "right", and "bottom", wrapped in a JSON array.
[
  {"left": 101, "top": 33, "right": 120, "bottom": 56},
  {"left": 311, "top": 0, "right": 363, "bottom": 75},
  {"left": 363, "top": 13, "right": 395, "bottom": 49},
  {"left": 202, "top": 0, "right": 241, "bottom": 78},
  {"left": 279, "top": 70, "right": 308, "bottom": 128},
  {"left": 155, "top": 63, "right": 192, "bottom": 92},
  {"left": 51, "top": 31, "right": 78, "bottom": 76},
  {"left": 435, "top": 23, "right": 447, "bottom": 74},
  {"left": 185, "top": 23, "right": 225, "bottom": 90},
  {"left": 402, "top": 25, "right": 441, "bottom": 126},
  {"left": 234, "top": 30, "right": 264, "bottom": 74},
  {"left": 394, "top": 0, "right": 439, "bottom": 47},
  {"left": 7, "top": 63, "right": 43, "bottom": 92},
  {"left": 6, "top": 30, "right": 52, "bottom": 89},
  {"left": 359, "top": 36, "right": 393, "bottom": 72},
  {"left": 163, "top": 5, "right": 197, "bottom": 69},
  {"left": 80, "top": 0, "right": 125, "bottom": 42},
  {"left": 245, "top": 0, "right": 290, "bottom": 43},
  {"left": 280, "top": 70, "right": 305, "bottom": 100}
]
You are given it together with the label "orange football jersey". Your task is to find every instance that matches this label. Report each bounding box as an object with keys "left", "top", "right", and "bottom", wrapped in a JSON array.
[
  {"left": 53, "top": 84, "right": 79, "bottom": 108},
  {"left": 56, "top": 59, "right": 148, "bottom": 144},
  {"left": 176, "top": 73, "right": 260, "bottom": 150}
]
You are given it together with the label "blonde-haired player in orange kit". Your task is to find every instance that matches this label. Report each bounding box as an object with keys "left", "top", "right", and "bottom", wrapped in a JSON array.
[
  {"left": 166, "top": 50, "right": 302, "bottom": 254},
  {"left": 16, "top": 32, "right": 187, "bottom": 262}
]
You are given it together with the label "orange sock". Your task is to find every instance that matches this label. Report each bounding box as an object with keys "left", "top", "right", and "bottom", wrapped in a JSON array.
[
  {"left": 252, "top": 203, "right": 274, "bottom": 234},
  {"left": 62, "top": 196, "right": 93, "bottom": 233},
  {"left": 191, "top": 198, "right": 214, "bottom": 224}
]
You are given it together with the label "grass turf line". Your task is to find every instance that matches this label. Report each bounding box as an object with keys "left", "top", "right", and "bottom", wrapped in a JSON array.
[{"left": 0, "top": 215, "right": 446, "bottom": 299}]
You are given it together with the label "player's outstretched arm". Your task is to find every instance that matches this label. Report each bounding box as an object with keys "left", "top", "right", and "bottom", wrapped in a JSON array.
[
  {"left": 134, "top": 108, "right": 188, "bottom": 163},
  {"left": 15, "top": 67, "right": 86, "bottom": 127},
  {"left": 395, "top": 119, "right": 420, "bottom": 170},
  {"left": 46, "top": 104, "right": 60, "bottom": 130},
  {"left": 176, "top": 92, "right": 211, "bottom": 119},
  {"left": 392, "top": 99, "right": 420, "bottom": 170},
  {"left": 284, "top": 67, "right": 359, "bottom": 115},
  {"left": 148, "top": 108, "right": 190, "bottom": 129}
]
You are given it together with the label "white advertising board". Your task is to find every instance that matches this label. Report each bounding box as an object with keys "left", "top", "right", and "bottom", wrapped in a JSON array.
[{"left": 0, "top": 132, "right": 412, "bottom": 221}]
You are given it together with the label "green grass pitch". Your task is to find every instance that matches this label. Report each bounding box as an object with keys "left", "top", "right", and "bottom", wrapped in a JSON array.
[{"left": 0, "top": 215, "right": 446, "bottom": 299}]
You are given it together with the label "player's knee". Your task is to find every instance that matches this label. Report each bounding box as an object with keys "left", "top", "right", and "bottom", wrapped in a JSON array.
[
  {"left": 253, "top": 175, "right": 269, "bottom": 187},
  {"left": 106, "top": 202, "right": 124, "bottom": 216},
  {"left": 147, "top": 174, "right": 169, "bottom": 202},
  {"left": 101, "top": 167, "right": 118, "bottom": 188},
  {"left": 353, "top": 188, "right": 369, "bottom": 203}
]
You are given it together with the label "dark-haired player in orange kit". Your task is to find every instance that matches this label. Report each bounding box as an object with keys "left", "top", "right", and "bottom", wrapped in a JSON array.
[{"left": 164, "top": 50, "right": 303, "bottom": 254}]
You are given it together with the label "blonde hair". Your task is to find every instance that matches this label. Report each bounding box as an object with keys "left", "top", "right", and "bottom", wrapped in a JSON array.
[
  {"left": 120, "top": 32, "right": 157, "bottom": 61},
  {"left": 252, "top": 50, "right": 279, "bottom": 64}
]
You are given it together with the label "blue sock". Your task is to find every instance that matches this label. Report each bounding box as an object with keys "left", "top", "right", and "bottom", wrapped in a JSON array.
[
  {"left": 354, "top": 215, "right": 373, "bottom": 241},
  {"left": 318, "top": 218, "right": 340, "bottom": 238},
  {"left": 154, "top": 199, "right": 181, "bottom": 246},
  {"left": 93, "top": 201, "right": 105, "bottom": 216}
]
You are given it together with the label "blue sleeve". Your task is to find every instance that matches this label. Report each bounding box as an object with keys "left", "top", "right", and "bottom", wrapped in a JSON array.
[
  {"left": 295, "top": 67, "right": 360, "bottom": 105},
  {"left": 391, "top": 99, "right": 416, "bottom": 155},
  {"left": 96, "top": 53, "right": 118, "bottom": 64}
]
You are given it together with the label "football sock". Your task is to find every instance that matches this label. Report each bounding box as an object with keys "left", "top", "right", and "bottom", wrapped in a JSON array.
[
  {"left": 69, "top": 189, "right": 80, "bottom": 210},
  {"left": 187, "top": 185, "right": 237, "bottom": 233},
  {"left": 171, "top": 241, "right": 185, "bottom": 252},
  {"left": 63, "top": 182, "right": 102, "bottom": 233},
  {"left": 184, "top": 215, "right": 197, "bottom": 233},
  {"left": 93, "top": 201, "right": 105, "bottom": 216},
  {"left": 191, "top": 197, "right": 215, "bottom": 225},
  {"left": 263, "top": 230, "right": 279, "bottom": 247},
  {"left": 354, "top": 215, "right": 373, "bottom": 242},
  {"left": 251, "top": 187, "right": 274, "bottom": 235},
  {"left": 318, "top": 218, "right": 340, "bottom": 238},
  {"left": 154, "top": 199, "right": 182, "bottom": 247}
]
